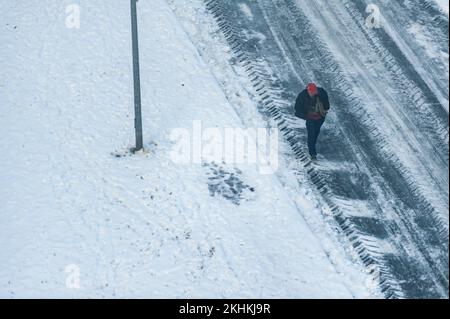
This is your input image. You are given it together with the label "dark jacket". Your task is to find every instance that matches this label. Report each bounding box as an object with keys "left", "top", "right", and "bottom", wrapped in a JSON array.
[{"left": 294, "top": 87, "right": 330, "bottom": 120}]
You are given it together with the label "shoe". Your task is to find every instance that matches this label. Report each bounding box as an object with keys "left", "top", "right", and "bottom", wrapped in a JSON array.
[{"left": 310, "top": 155, "right": 317, "bottom": 161}]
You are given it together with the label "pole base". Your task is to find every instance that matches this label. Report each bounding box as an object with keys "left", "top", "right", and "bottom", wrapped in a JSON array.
[{"left": 130, "top": 147, "right": 144, "bottom": 154}]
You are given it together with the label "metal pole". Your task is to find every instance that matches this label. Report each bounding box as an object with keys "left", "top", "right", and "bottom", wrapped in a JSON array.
[{"left": 130, "top": 0, "right": 143, "bottom": 152}]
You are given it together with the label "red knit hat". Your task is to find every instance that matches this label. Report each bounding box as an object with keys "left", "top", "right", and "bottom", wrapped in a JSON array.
[{"left": 307, "top": 83, "right": 318, "bottom": 96}]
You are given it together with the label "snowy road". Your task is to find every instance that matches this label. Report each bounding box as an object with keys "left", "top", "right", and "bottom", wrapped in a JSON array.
[{"left": 194, "top": 0, "right": 449, "bottom": 298}]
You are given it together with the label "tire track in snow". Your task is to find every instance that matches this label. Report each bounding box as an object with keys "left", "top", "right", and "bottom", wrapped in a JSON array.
[
  {"left": 340, "top": 0, "right": 448, "bottom": 187},
  {"left": 360, "top": 0, "right": 449, "bottom": 113}
]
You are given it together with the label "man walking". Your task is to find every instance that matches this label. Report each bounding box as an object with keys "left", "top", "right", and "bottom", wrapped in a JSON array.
[{"left": 294, "top": 83, "right": 330, "bottom": 160}]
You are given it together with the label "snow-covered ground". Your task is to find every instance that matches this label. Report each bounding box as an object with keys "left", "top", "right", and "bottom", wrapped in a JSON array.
[{"left": 0, "top": 1, "right": 376, "bottom": 298}]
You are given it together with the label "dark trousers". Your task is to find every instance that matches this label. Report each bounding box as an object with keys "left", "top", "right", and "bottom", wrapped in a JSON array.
[{"left": 306, "top": 118, "right": 325, "bottom": 156}]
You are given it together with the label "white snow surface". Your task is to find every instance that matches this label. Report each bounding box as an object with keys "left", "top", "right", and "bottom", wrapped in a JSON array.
[
  {"left": 435, "top": 0, "right": 449, "bottom": 15},
  {"left": 0, "top": 0, "right": 375, "bottom": 298}
]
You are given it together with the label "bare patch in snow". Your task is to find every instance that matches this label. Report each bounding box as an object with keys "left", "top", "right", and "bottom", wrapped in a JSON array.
[{"left": 205, "top": 162, "right": 255, "bottom": 205}]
